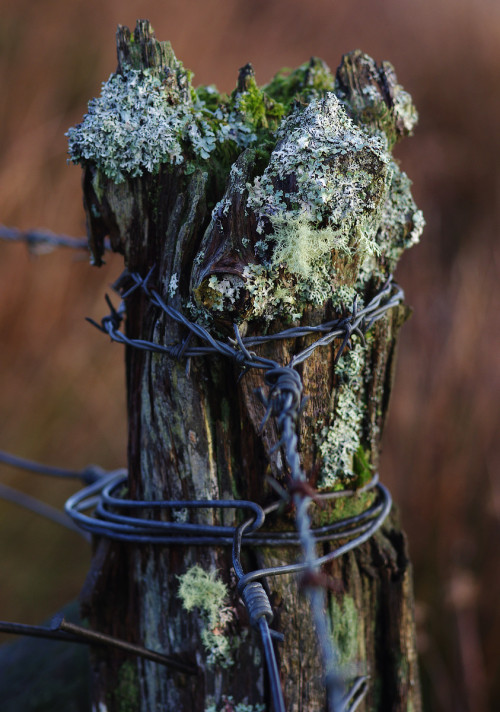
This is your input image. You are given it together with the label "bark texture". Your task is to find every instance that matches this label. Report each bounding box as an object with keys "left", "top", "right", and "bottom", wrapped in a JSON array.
[{"left": 76, "top": 20, "right": 422, "bottom": 712}]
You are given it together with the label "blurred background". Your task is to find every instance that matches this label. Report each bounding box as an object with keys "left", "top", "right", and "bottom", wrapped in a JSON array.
[{"left": 0, "top": 1, "right": 498, "bottom": 710}]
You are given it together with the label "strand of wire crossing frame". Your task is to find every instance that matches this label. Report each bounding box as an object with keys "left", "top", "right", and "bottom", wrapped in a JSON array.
[
  {"left": 84, "top": 268, "right": 402, "bottom": 712},
  {"left": 88, "top": 267, "right": 403, "bottom": 372},
  {"left": 0, "top": 450, "right": 388, "bottom": 549},
  {"left": 0, "top": 224, "right": 112, "bottom": 254}
]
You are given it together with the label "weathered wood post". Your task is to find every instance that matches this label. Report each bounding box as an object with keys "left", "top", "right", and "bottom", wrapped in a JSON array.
[{"left": 68, "top": 20, "right": 424, "bottom": 711}]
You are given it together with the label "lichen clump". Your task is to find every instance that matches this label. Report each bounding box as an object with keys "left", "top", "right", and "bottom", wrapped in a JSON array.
[
  {"left": 238, "top": 93, "right": 391, "bottom": 318},
  {"left": 197, "top": 64, "right": 424, "bottom": 321},
  {"left": 317, "top": 341, "right": 366, "bottom": 487},
  {"left": 205, "top": 700, "right": 265, "bottom": 712},
  {"left": 66, "top": 66, "right": 261, "bottom": 183},
  {"left": 177, "top": 565, "right": 236, "bottom": 668}
]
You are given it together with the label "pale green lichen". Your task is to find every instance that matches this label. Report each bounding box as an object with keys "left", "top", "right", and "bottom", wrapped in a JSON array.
[
  {"left": 229, "top": 92, "right": 396, "bottom": 320},
  {"left": 334, "top": 51, "right": 419, "bottom": 149},
  {"left": 317, "top": 341, "right": 366, "bottom": 488},
  {"left": 205, "top": 698, "right": 265, "bottom": 712},
  {"left": 203, "top": 64, "right": 424, "bottom": 322},
  {"left": 67, "top": 67, "right": 263, "bottom": 184},
  {"left": 168, "top": 273, "right": 179, "bottom": 298},
  {"left": 177, "top": 565, "right": 237, "bottom": 668},
  {"left": 247, "top": 93, "right": 390, "bottom": 238},
  {"left": 67, "top": 66, "right": 211, "bottom": 182},
  {"left": 67, "top": 50, "right": 285, "bottom": 185},
  {"left": 377, "top": 162, "right": 425, "bottom": 268},
  {"left": 206, "top": 274, "right": 246, "bottom": 311}
]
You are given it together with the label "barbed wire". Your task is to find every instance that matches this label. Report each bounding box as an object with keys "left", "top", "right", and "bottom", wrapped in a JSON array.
[
  {"left": 0, "top": 616, "right": 197, "bottom": 675},
  {"left": 0, "top": 265, "right": 403, "bottom": 712},
  {"left": 0, "top": 224, "right": 111, "bottom": 254},
  {"left": 88, "top": 266, "right": 402, "bottom": 367}
]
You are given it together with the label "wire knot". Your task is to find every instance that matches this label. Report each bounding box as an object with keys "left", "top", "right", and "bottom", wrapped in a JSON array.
[
  {"left": 257, "top": 367, "right": 305, "bottom": 433},
  {"left": 240, "top": 581, "right": 274, "bottom": 629}
]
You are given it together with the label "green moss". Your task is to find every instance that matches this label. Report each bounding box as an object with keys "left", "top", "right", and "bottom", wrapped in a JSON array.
[
  {"left": 352, "top": 444, "right": 374, "bottom": 485},
  {"left": 234, "top": 75, "right": 285, "bottom": 131},
  {"left": 329, "top": 595, "right": 360, "bottom": 669},
  {"left": 195, "top": 84, "right": 222, "bottom": 113},
  {"left": 112, "top": 661, "right": 139, "bottom": 712},
  {"left": 265, "top": 57, "right": 334, "bottom": 112}
]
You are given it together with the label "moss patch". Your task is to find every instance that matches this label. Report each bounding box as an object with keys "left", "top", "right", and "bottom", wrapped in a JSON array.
[
  {"left": 330, "top": 594, "right": 360, "bottom": 669},
  {"left": 114, "top": 661, "right": 140, "bottom": 712},
  {"left": 264, "top": 57, "right": 334, "bottom": 112}
]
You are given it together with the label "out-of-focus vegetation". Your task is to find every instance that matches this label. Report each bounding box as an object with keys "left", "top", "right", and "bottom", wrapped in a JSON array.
[{"left": 0, "top": 1, "right": 498, "bottom": 710}]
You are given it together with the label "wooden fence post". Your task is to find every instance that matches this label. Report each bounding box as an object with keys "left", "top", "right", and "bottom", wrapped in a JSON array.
[{"left": 69, "top": 20, "right": 423, "bottom": 711}]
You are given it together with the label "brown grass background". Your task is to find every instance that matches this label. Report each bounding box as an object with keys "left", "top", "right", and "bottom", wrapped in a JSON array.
[{"left": 0, "top": 1, "right": 499, "bottom": 710}]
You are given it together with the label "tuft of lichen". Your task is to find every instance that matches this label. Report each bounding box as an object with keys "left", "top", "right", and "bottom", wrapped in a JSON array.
[
  {"left": 177, "top": 565, "right": 237, "bottom": 668},
  {"left": 67, "top": 49, "right": 285, "bottom": 185},
  {"left": 205, "top": 699, "right": 265, "bottom": 712},
  {"left": 199, "top": 55, "right": 424, "bottom": 323},
  {"left": 66, "top": 63, "right": 259, "bottom": 183},
  {"left": 317, "top": 341, "right": 366, "bottom": 488}
]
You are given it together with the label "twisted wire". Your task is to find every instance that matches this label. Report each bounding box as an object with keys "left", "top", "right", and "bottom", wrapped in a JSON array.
[
  {"left": 262, "top": 366, "right": 343, "bottom": 711},
  {"left": 2, "top": 452, "right": 387, "bottom": 712},
  {"left": 88, "top": 266, "right": 403, "bottom": 371}
]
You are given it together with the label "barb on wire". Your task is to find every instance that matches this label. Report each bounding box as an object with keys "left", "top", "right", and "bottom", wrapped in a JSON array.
[
  {"left": 0, "top": 224, "right": 86, "bottom": 253},
  {"left": 89, "top": 268, "right": 403, "bottom": 374}
]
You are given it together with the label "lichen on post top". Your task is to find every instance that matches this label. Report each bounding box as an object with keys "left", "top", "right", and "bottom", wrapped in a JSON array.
[
  {"left": 68, "top": 26, "right": 424, "bottom": 489},
  {"left": 191, "top": 51, "right": 424, "bottom": 325}
]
